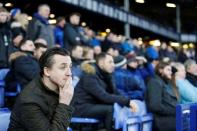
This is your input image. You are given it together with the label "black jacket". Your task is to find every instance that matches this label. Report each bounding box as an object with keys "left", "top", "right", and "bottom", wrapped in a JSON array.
[
  {"left": 8, "top": 77, "right": 74, "bottom": 131},
  {"left": 63, "top": 23, "right": 81, "bottom": 50},
  {"left": 146, "top": 75, "right": 177, "bottom": 131},
  {"left": 72, "top": 64, "right": 130, "bottom": 116},
  {"left": 186, "top": 72, "right": 197, "bottom": 87},
  {"left": 5, "top": 51, "right": 40, "bottom": 88},
  {"left": 0, "top": 22, "right": 14, "bottom": 68}
]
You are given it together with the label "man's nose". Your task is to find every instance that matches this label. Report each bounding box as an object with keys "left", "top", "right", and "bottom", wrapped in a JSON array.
[{"left": 66, "top": 68, "right": 72, "bottom": 76}]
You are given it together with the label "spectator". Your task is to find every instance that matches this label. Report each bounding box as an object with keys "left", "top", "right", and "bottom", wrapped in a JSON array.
[
  {"left": 146, "top": 61, "right": 177, "bottom": 131},
  {"left": 71, "top": 45, "right": 84, "bottom": 83},
  {"left": 11, "top": 13, "right": 29, "bottom": 48},
  {"left": 64, "top": 12, "right": 81, "bottom": 50},
  {"left": 54, "top": 16, "right": 66, "bottom": 47},
  {"left": 0, "top": 7, "right": 15, "bottom": 69},
  {"left": 173, "top": 62, "right": 197, "bottom": 103},
  {"left": 72, "top": 53, "right": 138, "bottom": 131},
  {"left": 34, "top": 42, "right": 48, "bottom": 60},
  {"left": 8, "top": 47, "right": 74, "bottom": 130},
  {"left": 10, "top": 8, "right": 21, "bottom": 21},
  {"left": 113, "top": 55, "right": 144, "bottom": 100},
  {"left": 127, "top": 56, "right": 146, "bottom": 92},
  {"left": 6, "top": 39, "right": 39, "bottom": 88},
  {"left": 184, "top": 59, "right": 197, "bottom": 87},
  {"left": 27, "top": 4, "right": 54, "bottom": 47}
]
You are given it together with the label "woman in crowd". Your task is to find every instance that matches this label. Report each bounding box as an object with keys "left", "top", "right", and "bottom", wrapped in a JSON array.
[
  {"left": 146, "top": 61, "right": 178, "bottom": 131},
  {"left": 173, "top": 62, "right": 197, "bottom": 103}
]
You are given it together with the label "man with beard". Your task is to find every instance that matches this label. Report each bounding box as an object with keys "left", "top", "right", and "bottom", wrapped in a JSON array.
[{"left": 146, "top": 61, "right": 178, "bottom": 131}]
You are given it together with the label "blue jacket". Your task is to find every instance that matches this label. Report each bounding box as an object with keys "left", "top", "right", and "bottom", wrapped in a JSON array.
[
  {"left": 176, "top": 79, "right": 197, "bottom": 104},
  {"left": 113, "top": 68, "right": 144, "bottom": 100},
  {"left": 54, "top": 26, "right": 64, "bottom": 47}
]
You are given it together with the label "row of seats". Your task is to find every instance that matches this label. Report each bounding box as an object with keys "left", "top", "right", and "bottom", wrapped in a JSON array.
[
  {"left": 0, "top": 108, "right": 153, "bottom": 131},
  {"left": 0, "top": 68, "right": 153, "bottom": 131}
]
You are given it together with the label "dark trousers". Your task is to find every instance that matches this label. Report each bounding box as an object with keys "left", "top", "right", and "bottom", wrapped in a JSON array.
[{"left": 81, "top": 104, "right": 113, "bottom": 131}]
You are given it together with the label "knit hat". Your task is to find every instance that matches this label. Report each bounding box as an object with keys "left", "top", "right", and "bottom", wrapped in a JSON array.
[
  {"left": 10, "top": 8, "right": 21, "bottom": 17},
  {"left": 145, "top": 46, "right": 159, "bottom": 61},
  {"left": 114, "top": 55, "right": 127, "bottom": 68},
  {"left": 127, "top": 56, "right": 137, "bottom": 64}
]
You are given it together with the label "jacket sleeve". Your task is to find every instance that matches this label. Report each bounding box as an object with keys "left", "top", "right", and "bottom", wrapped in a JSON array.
[
  {"left": 83, "top": 75, "right": 130, "bottom": 106},
  {"left": 19, "top": 103, "right": 74, "bottom": 131},
  {"left": 27, "top": 19, "right": 41, "bottom": 41},
  {"left": 146, "top": 78, "right": 176, "bottom": 115}
]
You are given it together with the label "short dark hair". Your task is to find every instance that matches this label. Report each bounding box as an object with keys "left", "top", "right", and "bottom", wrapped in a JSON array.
[
  {"left": 56, "top": 16, "right": 65, "bottom": 24},
  {"left": 95, "top": 52, "right": 110, "bottom": 64},
  {"left": 39, "top": 47, "right": 70, "bottom": 77},
  {"left": 34, "top": 42, "right": 47, "bottom": 50}
]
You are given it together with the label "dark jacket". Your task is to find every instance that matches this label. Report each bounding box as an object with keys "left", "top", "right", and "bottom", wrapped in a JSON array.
[
  {"left": 63, "top": 23, "right": 81, "bottom": 50},
  {"left": 186, "top": 72, "right": 197, "bottom": 87},
  {"left": 5, "top": 51, "right": 40, "bottom": 89},
  {"left": 72, "top": 64, "right": 130, "bottom": 116},
  {"left": 0, "top": 22, "right": 14, "bottom": 68},
  {"left": 146, "top": 75, "right": 177, "bottom": 131},
  {"left": 8, "top": 77, "right": 74, "bottom": 131}
]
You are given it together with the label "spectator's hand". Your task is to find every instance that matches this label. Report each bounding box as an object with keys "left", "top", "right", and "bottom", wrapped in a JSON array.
[
  {"left": 59, "top": 77, "right": 74, "bottom": 105},
  {"left": 129, "top": 100, "right": 138, "bottom": 112}
]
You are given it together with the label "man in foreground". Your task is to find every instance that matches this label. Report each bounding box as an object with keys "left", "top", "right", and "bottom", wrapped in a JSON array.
[{"left": 8, "top": 47, "right": 74, "bottom": 131}]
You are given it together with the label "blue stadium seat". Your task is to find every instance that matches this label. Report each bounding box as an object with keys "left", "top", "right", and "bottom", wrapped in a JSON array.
[
  {"left": 123, "top": 116, "right": 141, "bottom": 131},
  {"left": 0, "top": 80, "right": 5, "bottom": 107},
  {"left": 71, "top": 117, "right": 100, "bottom": 123},
  {"left": 176, "top": 104, "right": 191, "bottom": 131},
  {"left": 0, "top": 69, "right": 10, "bottom": 80},
  {"left": 0, "top": 108, "right": 11, "bottom": 131},
  {"left": 71, "top": 117, "right": 100, "bottom": 130},
  {"left": 140, "top": 113, "right": 153, "bottom": 131},
  {"left": 0, "top": 69, "right": 10, "bottom": 107},
  {"left": 190, "top": 103, "right": 197, "bottom": 131}
]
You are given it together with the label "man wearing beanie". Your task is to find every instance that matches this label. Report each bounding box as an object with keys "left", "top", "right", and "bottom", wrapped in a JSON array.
[{"left": 113, "top": 55, "right": 144, "bottom": 100}]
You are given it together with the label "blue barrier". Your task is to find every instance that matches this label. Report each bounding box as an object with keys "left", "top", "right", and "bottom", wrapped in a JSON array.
[
  {"left": 176, "top": 103, "right": 197, "bottom": 131},
  {"left": 0, "top": 108, "right": 11, "bottom": 131},
  {"left": 190, "top": 104, "right": 197, "bottom": 131}
]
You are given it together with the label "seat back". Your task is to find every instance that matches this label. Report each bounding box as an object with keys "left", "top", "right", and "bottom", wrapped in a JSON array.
[
  {"left": 0, "top": 69, "right": 10, "bottom": 81},
  {"left": 190, "top": 104, "right": 197, "bottom": 131},
  {"left": 176, "top": 104, "right": 191, "bottom": 131},
  {"left": 140, "top": 113, "right": 153, "bottom": 131},
  {"left": 123, "top": 116, "right": 141, "bottom": 131},
  {"left": 0, "top": 108, "right": 11, "bottom": 131},
  {"left": 0, "top": 81, "right": 5, "bottom": 107},
  {"left": 0, "top": 69, "right": 10, "bottom": 107}
]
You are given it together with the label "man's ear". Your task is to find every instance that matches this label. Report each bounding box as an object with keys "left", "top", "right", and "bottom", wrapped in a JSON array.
[
  {"left": 43, "top": 67, "right": 50, "bottom": 77},
  {"left": 98, "top": 60, "right": 104, "bottom": 69}
]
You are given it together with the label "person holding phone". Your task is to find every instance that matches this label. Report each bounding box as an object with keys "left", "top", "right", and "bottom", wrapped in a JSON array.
[{"left": 8, "top": 47, "right": 74, "bottom": 131}]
